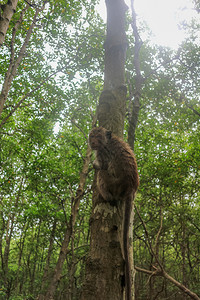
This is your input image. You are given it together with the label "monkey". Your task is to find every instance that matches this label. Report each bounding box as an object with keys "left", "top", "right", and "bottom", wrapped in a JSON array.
[{"left": 89, "top": 126, "right": 139, "bottom": 300}]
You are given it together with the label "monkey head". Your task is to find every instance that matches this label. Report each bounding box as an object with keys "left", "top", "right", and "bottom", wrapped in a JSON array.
[{"left": 89, "top": 127, "right": 112, "bottom": 150}]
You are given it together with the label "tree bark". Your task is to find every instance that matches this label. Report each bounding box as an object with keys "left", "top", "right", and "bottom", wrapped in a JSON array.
[
  {"left": 98, "top": 0, "right": 128, "bottom": 137},
  {"left": 0, "top": 0, "right": 18, "bottom": 47},
  {"left": 81, "top": 1, "right": 132, "bottom": 299}
]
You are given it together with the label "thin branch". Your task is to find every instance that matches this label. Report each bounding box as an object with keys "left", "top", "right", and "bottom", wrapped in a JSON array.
[
  {"left": 0, "top": 70, "right": 59, "bottom": 129},
  {"left": 10, "top": 5, "right": 29, "bottom": 62},
  {"left": 0, "top": 1, "right": 47, "bottom": 116},
  {"left": 135, "top": 207, "right": 200, "bottom": 300},
  {"left": 135, "top": 205, "right": 162, "bottom": 269},
  {"left": 135, "top": 266, "right": 200, "bottom": 300},
  {"left": 154, "top": 207, "right": 163, "bottom": 257},
  {"left": 179, "top": 94, "right": 200, "bottom": 117},
  {"left": 71, "top": 118, "right": 88, "bottom": 140},
  {"left": 144, "top": 48, "right": 181, "bottom": 81}
]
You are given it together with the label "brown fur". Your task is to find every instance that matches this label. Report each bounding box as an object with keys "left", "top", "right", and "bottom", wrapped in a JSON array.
[{"left": 89, "top": 126, "right": 139, "bottom": 300}]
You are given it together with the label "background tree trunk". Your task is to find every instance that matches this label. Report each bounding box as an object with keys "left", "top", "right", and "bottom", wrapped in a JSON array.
[
  {"left": 42, "top": 143, "right": 92, "bottom": 300},
  {"left": 38, "top": 221, "right": 56, "bottom": 300},
  {"left": 0, "top": 2, "right": 46, "bottom": 117},
  {"left": 0, "top": 0, "right": 18, "bottom": 47}
]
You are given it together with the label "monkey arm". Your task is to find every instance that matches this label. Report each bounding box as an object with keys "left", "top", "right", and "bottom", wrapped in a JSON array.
[{"left": 93, "top": 155, "right": 109, "bottom": 170}]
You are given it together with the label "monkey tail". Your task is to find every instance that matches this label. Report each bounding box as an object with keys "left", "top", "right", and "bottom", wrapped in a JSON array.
[{"left": 123, "top": 197, "right": 133, "bottom": 300}]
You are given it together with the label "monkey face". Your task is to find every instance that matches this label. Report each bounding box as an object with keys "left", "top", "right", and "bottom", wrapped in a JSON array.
[
  {"left": 89, "top": 133, "right": 103, "bottom": 150},
  {"left": 89, "top": 127, "right": 110, "bottom": 150}
]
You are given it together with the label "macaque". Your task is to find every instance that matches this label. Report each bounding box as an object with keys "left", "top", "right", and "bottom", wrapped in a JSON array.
[{"left": 89, "top": 126, "right": 139, "bottom": 300}]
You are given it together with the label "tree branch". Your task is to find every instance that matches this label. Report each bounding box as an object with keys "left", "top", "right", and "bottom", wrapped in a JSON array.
[
  {"left": 135, "top": 266, "right": 200, "bottom": 300},
  {"left": 0, "top": 70, "right": 59, "bottom": 129},
  {"left": 135, "top": 206, "right": 200, "bottom": 300},
  {"left": 0, "top": 1, "right": 47, "bottom": 117}
]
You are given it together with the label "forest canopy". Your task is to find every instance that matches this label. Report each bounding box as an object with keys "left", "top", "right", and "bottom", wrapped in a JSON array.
[{"left": 0, "top": 0, "right": 199, "bottom": 299}]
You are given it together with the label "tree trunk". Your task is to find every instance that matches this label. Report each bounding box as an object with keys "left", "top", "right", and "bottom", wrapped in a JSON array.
[
  {"left": 127, "top": 0, "right": 143, "bottom": 150},
  {"left": 2, "top": 178, "right": 23, "bottom": 291},
  {"left": 29, "top": 219, "right": 41, "bottom": 295},
  {"left": 15, "top": 221, "right": 29, "bottom": 294},
  {"left": 44, "top": 225, "right": 72, "bottom": 300},
  {"left": 81, "top": 1, "right": 132, "bottom": 299},
  {"left": 42, "top": 144, "right": 92, "bottom": 300},
  {"left": 0, "top": 0, "right": 18, "bottom": 47},
  {"left": 0, "top": 2, "right": 46, "bottom": 117},
  {"left": 38, "top": 221, "right": 57, "bottom": 300},
  {"left": 98, "top": 0, "right": 128, "bottom": 137},
  {"left": 0, "top": 207, "right": 5, "bottom": 280}
]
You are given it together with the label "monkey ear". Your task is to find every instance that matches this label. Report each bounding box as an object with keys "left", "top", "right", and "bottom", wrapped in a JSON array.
[{"left": 106, "top": 130, "right": 112, "bottom": 139}]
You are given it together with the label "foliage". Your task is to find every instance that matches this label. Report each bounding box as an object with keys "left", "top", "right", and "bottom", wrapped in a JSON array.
[{"left": 0, "top": 0, "right": 199, "bottom": 299}]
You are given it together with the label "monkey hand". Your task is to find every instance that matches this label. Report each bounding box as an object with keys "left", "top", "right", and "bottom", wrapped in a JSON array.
[
  {"left": 93, "top": 159, "right": 101, "bottom": 170},
  {"left": 93, "top": 159, "right": 108, "bottom": 170}
]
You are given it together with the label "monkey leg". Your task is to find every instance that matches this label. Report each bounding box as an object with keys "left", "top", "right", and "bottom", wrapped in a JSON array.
[{"left": 97, "top": 174, "right": 114, "bottom": 202}]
